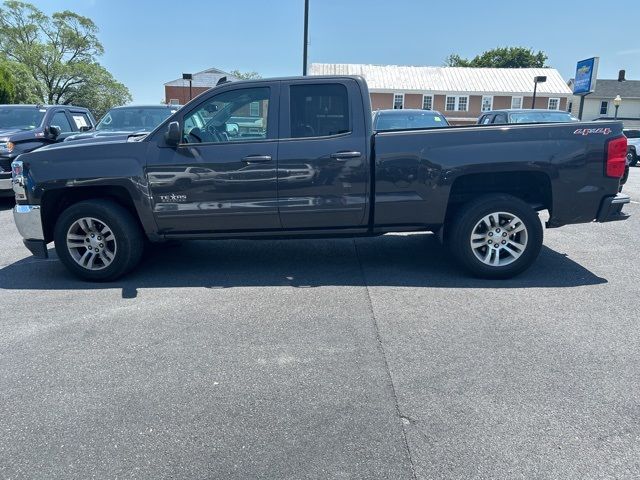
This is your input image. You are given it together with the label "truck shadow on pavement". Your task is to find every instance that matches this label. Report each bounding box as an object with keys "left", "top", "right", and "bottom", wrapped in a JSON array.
[{"left": 0, "top": 234, "right": 607, "bottom": 297}]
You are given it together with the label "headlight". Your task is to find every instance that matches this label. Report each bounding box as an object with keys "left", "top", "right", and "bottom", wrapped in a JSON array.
[{"left": 6, "top": 141, "right": 14, "bottom": 153}]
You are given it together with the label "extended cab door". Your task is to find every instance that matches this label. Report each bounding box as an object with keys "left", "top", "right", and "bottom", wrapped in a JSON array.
[
  {"left": 147, "top": 83, "right": 281, "bottom": 234},
  {"left": 277, "top": 79, "right": 369, "bottom": 229}
]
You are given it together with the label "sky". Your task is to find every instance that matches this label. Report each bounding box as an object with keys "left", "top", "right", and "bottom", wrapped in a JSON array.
[{"left": 30, "top": 0, "right": 640, "bottom": 104}]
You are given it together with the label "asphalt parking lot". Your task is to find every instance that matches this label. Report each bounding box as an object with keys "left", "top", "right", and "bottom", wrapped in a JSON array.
[{"left": 1, "top": 170, "right": 639, "bottom": 479}]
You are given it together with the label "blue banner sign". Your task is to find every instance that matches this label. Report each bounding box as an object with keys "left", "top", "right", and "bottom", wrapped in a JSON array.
[{"left": 573, "top": 57, "right": 598, "bottom": 95}]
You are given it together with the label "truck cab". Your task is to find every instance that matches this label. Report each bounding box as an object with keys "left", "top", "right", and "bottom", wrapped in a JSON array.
[{"left": 0, "top": 105, "right": 95, "bottom": 195}]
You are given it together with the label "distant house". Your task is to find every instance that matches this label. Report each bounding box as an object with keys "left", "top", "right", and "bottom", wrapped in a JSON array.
[
  {"left": 567, "top": 78, "right": 640, "bottom": 125},
  {"left": 164, "top": 67, "right": 240, "bottom": 105},
  {"left": 310, "top": 63, "right": 573, "bottom": 125}
]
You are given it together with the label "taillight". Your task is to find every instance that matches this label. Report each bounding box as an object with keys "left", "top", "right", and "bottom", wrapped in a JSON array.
[{"left": 606, "top": 136, "right": 627, "bottom": 178}]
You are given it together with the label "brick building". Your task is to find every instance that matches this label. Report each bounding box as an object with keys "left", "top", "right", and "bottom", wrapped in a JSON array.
[
  {"left": 164, "top": 67, "right": 240, "bottom": 105},
  {"left": 310, "top": 63, "right": 572, "bottom": 125}
]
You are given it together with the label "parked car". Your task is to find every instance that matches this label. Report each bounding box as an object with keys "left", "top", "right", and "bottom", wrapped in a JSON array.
[
  {"left": 10, "top": 75, "right": 629, "bottom": 281},
  {"left": 0, "top": 105, "right": 95, "bottom": 196},
  {"left": 372, "top": 109, "right": 449, "bottom": 131},
  {"left": 624, "top": 129, "right": 639, "bottom": 167},
  {"left": 478, "top": 109, "right": 578, "bottom": 125},
  {"left": 64, "top": 105, "right": 181, "bottom": 143}
]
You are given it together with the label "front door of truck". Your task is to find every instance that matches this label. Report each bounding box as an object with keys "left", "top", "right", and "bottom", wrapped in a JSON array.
[
  {"left": 147, "top": 84, "right": 280, "bottom": 234},
  {"left": 277, "top": 80, "right": 369, "bottom": 229}
]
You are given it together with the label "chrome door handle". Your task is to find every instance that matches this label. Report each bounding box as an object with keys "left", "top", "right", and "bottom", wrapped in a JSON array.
[
  {"left": 330, "top": 151, "right": 361, "bottom": 160},
  {"left": 242, "top": 155, "right": 272, "bottom": 163}
]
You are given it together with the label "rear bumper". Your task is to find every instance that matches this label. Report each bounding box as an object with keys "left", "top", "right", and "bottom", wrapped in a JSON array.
[
  {"left": 13, "top": 204, "right": 48, "bottom": 259},
  {"left": 596, "top": 193, "right": 630, "bottom": 223}
]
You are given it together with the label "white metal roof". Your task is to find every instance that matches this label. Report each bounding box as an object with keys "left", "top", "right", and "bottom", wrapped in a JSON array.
[
  {"left": 164, "top": 67, "right": 240, "bottom": 88},
  {"left": 310, "top": 63, "right": 572, "bottom": 96}
]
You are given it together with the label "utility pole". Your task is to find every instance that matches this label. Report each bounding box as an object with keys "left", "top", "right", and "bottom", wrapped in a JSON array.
[{"left": 303, "top": 0, "right": 309, "bottom": 75}]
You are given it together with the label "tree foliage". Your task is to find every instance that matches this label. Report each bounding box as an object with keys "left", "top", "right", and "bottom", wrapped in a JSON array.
[
  {"left": 229, "top": 70, "right": 261, "bottom": 80},
  {"left": 0, "top": 1, "right": 130, "bottom": 116},
  {"left": 444, "top": 47, "right": 548, "bottom": 68}
]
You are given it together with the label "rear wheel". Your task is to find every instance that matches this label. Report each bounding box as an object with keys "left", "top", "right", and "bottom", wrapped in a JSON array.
[
  {"left": 54, "top": 200, "right": 144, "bottom": 281},
  {"left": 628, "top": 148, "right": 638, "bottom": 167},
  {"left": 447, "top": 194, "right": 543, "bottom": 279}
]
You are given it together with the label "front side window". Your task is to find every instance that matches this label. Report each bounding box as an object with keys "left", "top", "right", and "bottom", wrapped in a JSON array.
[
  {"left": 422, "top": 95, "right": 433, "bottom": 110},
  {"left": 481, "top": 96, "right": 493, "bottom": 112},
  {"left": 511, "top": 96, "right": 523, "bottom": 109},
  {"left": 51, "top": 111, "right": 73, "bottom": 132},
  {"left": 289, "top": 83, "right": 349, "bottom": 138},
  {"left": 548, "top": 98, "right": 560, "bottom": 110},
  {"left": 493, "top": 114, "right": 507, "bottom": 124},
  {"left": 393, "top": 94, "right": 404, "bottom": 109},
  {"left": 600, "top": 101, "right": 609, "bottom": 115},
  {"left": 183, "top": 87, "right": 270, "bottom": 143}
]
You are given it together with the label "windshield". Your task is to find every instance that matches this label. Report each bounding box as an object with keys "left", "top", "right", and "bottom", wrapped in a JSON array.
[
  {"left": 96, "top": 107, "right": 176, "bottom": 132},
  {"left": 508, "top": 112, "right": 577, "bottom": 123},
  {"left": 0, "top": 107, "right": 46, "bottom": 130},
  {"left": 374, "top": 111, "right": 449, "bottom": 130}
]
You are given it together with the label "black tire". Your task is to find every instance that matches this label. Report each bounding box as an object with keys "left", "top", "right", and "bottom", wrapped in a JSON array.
[
  {"left": 447, "top": 194, "right": 543, "bottom": 279},
  {"left": 628, "top": 148, "right": 638, "bottom": 167},
  {"left": 54, "top": 199, "right": 144, "bottom": 281}
]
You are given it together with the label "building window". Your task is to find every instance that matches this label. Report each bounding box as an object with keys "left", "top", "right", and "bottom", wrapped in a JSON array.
[
  {"left": 481, "top": 95, "right": 493, "bottom": 112},
  {"left": 393, "top": 93, "right": 404, "bottom": 109},
  {"left": 249, "top": 101, "right": 260, "bottom": 117},
  {"left": 445, "top": 95, "right": 468, "bottom": 111},
  {"left": 567, "top": 101, "right": 573, "bottom": 113},
  {"left": 600, "top": 101, "right": 609, "bottom": 115},
  {"left": 169, "top": 98, "right": 180, "bottom": 105},
  {"left": 422, "top": 95, "right": 433, "bottom": 110},
  {"left": 548, "top": 98, "right": 560, "bottom": 110},
  {"left": 511, "top": 96, "right": 523, "bottom": 109}
]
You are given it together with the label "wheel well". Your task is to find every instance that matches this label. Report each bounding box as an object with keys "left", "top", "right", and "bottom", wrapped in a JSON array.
[
  {"left": 446, "top": 171, "right": 552, "bottom": 222},
  {"left": 41, "top": 186, "right": 141, "bottom": 242}
]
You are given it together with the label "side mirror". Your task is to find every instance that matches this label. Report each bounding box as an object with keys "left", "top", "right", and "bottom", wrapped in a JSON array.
[
  {"left": 225, "top": 122, "right": 239, "bottom": 137},
  {"left": 47, "top": 125, "right": 61, "bottom": 139},
  {"left": 165, "top": 121, "right": 181, "bottom": 146}
]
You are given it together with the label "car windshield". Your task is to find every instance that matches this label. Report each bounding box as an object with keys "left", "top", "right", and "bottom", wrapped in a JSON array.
[
  {"left": 375, "top": 111, "right": 449, "bottom": 130},
  {"left": 508, "top": 112, "right": 576, "bottom": 123},
  {"left": 0, "top": 107, "right": 46, "bottom": 130},
  {"left": 96, "top": 107, "right": 176, "bottom": 132},
  {"left": 624, "top": 130, "right": 640, "bottom": 138}
]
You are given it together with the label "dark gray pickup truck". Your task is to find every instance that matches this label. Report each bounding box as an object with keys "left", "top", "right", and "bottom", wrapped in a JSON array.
[{"left": 10, "top": 76, "right": 630, "bottom": 281}]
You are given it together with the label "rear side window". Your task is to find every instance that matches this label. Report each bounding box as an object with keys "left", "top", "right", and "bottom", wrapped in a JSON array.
[
  {"left": 289, "top": 83, "right": 349, "bottom": 138},
  {"left": 70, "top": 112, "right": 92, "bottom": 130},
  {"left": 493, "top": 114, "right": 507, "bottom": 124},
  {"left": 51, "top": 111, "right": 73, "bottom": 132}
]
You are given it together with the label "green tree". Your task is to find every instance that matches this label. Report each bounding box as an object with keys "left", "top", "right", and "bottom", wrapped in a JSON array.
[
  {"left": 444, "top": 47, "right": 548, "bottom": 68},
  {"left": 0, "top": 1, "right": 130, "bottom": 114},
  {"left": 0, "top": 60, "right": 15, "bottom": 102},
  {"left": 229, "top": 70, "right": 261, "bottom": 80}
]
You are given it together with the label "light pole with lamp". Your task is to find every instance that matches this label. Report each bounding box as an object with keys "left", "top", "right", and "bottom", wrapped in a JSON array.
[
  {"left": 614, "top": 95, "right": 622, "bottom": 119},
  {"left": 531, "top": 75, "right": 547, "bottom": 109},
  {"left": 182, "top": 73, "right": 193, "bottom": 102}
]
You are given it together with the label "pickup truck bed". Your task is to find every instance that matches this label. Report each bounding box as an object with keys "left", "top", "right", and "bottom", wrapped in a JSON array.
[{"left": 10, "top": 75, "right": 630, "bottom": 281}]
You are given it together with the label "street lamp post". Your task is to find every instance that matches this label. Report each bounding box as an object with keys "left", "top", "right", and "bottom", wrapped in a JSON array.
[
  {"left": 182, "top": 73, "right": 193, "bottom": 101},
  {"left": 303, "top": 0, "right": 309, "bottom": 75},
  {"left": 531, "top": 75, "right": 547, "bottom": 109},
  {"left": 614, "top": 95, "right": 622, "bottom": 119}
]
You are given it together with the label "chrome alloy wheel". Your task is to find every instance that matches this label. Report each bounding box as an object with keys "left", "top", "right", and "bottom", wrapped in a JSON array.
[
  {"left": 66, "top": 217, "right": 117, "bottom": 270},
  {"left": 469, "top": 212, "right": 528, "bottom": 267}
]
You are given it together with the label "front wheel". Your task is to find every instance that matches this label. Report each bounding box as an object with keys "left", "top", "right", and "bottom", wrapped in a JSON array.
[
  {"left": 447, "top": 194, "right": 543, "bottom": 279},
  {"left": 54, "top": 199, "right": 144, "bottom": 281},
  {"left": 627, "top": 149, "right": 638, "bottom": 167}
]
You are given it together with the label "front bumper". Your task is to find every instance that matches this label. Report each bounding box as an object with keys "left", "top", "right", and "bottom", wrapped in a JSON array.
[
  {"left": 13, "top": 204, "right": 48, "bottom": 259},
  {"left": 596, "top": 193, "right": 630, "bottom": 223}
]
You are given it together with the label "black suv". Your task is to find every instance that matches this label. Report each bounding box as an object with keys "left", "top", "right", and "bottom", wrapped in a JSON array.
[{"left": 0, "top": 105, "right": 96, "bottom": 195}]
